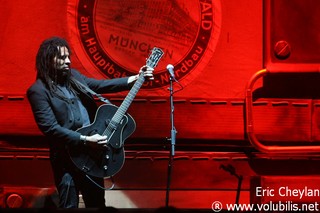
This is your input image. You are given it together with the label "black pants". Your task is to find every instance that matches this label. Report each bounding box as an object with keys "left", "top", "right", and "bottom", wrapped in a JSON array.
[
  {"left": 50, "top": 150, "right": 106, "bottom": 208},
  {"left": 57, "top": 172, "right": 106, "bottom": 208}
]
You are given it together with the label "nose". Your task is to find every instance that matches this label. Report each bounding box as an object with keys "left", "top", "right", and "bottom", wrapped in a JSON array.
[{"left": 65, "top": 56, "right": 71, "bottom": 65}]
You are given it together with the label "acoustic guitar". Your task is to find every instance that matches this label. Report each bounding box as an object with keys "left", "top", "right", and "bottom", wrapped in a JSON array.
[{"left": 69, "top": 47, "right": 164, "bottom": 178}]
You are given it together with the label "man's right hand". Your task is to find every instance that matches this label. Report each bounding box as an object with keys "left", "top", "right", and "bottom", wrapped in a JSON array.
[{"left": 85, "top": 134, "right": 108, "bottom": 147}]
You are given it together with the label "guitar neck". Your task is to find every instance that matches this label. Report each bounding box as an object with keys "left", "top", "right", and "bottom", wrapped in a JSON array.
[
  {"left": 109, "top": 47, "right": 163, "bottom": 126},
  {"left": 112, "top": 73, "right": 145, "bottom": 124}
]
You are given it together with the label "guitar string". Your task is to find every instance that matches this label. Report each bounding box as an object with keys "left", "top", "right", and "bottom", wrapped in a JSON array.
[
  {"left": 101, "top": 50, "right": 163, "bottom": 148},
  {"left": 83, "top": 48, "right": 164, "bottom": 180},
  {"left": 103, "top": 74, "right": 144, "bottom": 143},
  {"left": 102, "top": 48, "right": 163, "bottom": 138}
]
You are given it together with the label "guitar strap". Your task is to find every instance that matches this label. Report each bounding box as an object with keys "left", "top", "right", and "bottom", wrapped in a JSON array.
[{"left": 71, "top": 77, "right": 111, "bottom": 104}]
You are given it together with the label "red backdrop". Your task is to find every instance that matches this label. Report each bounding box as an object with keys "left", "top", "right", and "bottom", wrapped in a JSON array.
[
  {"left": 0, "top": 0, "right": 263, "bottom": 98},
  {"left": 0, "top": 0, "right": 319, "bottom": 142},
  {"left": 1, "top": 0, "right": 320, "bottom": 209}
]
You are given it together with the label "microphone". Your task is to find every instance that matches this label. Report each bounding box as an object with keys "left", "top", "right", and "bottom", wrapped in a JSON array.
[{"left": 166, "top": 64, "right": 175, "bottom": 78}]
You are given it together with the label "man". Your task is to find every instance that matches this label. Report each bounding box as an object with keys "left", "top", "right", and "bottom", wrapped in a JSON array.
[{"left": 27, "top": 37, "right": 154, "bottom": 208}]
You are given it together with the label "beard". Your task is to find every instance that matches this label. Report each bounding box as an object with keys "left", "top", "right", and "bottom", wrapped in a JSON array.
[{"left": 55, "top": 68, "right": 71, "bottom": 85}]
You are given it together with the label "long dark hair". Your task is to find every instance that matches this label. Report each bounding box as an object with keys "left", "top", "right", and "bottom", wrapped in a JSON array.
[{"left": 36, "top": 37, "right": 72, "bottom": 91}]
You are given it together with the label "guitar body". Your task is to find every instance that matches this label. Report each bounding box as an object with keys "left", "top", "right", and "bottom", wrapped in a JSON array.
[{"left": 69, "top": 104, "right": 136, "bottom": 178}]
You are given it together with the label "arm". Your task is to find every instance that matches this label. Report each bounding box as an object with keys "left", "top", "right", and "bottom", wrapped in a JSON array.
[
  {"left": 72, "top": 66, "right": 154, "bottom": 92},
  {"left": 72, "top": 69, "right": 130, "bottom": 94},
  {"left": 27, "top": 83, "right": 82, "bottom": 146},
  {"left": 27, "top": 82, "right": 109, "bottom": 146}
]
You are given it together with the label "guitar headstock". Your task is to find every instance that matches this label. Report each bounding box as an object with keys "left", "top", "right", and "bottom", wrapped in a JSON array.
[{"left": 146, "top": 47, "right": 164, "bottom": 68}]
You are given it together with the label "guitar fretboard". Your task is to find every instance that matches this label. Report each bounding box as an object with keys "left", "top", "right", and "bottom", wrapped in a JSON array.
[
  {"left": 103, "top": 47, "right": 164, "bottom": 138},
  {"left": 112, "top": 74, "right": 144, "bottom": 125}
]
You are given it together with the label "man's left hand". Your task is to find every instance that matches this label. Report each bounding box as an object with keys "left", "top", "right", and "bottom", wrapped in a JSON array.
[{"left": 140, "top": 65, "right": 154, "bottom": 81}]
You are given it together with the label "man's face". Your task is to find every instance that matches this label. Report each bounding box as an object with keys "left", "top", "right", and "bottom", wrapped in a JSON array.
[{"left": 54, "top": 46, "right": 71, "bottom": 72}]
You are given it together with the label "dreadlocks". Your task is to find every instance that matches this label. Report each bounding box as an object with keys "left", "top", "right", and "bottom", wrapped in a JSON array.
[{"left": 35, "top": 36, "right": 72, "bottom": 93}]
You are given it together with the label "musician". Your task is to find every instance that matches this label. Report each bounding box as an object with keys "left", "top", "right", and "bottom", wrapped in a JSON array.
[{"left": 27, "top": 36, "right": 154, "bottom": 208}]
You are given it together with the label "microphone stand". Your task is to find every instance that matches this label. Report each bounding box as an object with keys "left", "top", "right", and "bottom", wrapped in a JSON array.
[{"left": 165, "top": 75, "right": 177, "bottom": 207}]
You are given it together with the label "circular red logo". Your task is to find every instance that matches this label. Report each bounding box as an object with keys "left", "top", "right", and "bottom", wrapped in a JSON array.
[{"left": 67, "top": 0, "right": 221, "bottom": 91}]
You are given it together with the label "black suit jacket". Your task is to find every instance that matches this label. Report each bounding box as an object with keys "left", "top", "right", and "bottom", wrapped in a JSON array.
[{"left": 27, "top": 69, "right": 130, "bottom": 148}]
